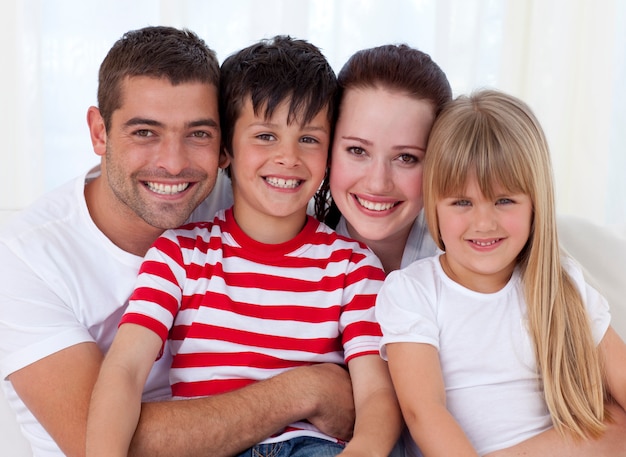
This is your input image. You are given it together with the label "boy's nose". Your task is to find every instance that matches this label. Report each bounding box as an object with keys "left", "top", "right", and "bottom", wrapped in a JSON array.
[{"left": 276, "top": 143, "right": 300, "bottom": 167}]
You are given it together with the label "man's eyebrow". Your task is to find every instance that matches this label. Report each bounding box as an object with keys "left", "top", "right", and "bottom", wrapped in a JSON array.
[
  {"left": 122, "top": 118, "right": 219, "bottom": 128},
  {"left": 188, "top": 118, "right": 219, "bottom": 129}
]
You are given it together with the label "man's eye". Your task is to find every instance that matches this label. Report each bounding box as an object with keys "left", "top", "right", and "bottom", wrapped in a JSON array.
[
  {"left": 191, "top": 131, "right": 210, "bottom": 138},
  {"left": 135, "top": 130, "right": 153, "bottom": 137}
]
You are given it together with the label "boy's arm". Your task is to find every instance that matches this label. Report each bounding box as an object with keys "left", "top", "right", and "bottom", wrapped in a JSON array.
[
  {"left": 340, "top": 354, "right": 402, "bottom": 457},
  {"left": 10, "top": 345, "right": 355, "bottom": 457},
  {"left": 86, "top": 323, "right": 161, "bottom": 457},
  {"left": 387, "top": 342, "right": 479, "bottom": 457}
]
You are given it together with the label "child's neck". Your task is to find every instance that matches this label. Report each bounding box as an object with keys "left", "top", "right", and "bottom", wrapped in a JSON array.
[{"left": 232, "top": 205, "right": 308, "bottom": 244}]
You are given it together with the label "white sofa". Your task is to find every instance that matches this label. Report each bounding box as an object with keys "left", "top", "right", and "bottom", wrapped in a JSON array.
[{"left": 2, "top": 214, "right": 625, "bottom": 456}]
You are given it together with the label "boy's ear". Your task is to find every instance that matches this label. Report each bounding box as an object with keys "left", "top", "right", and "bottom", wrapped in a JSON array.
[{"left": 87, "top": 106, "right": 107, "bottom": 157}]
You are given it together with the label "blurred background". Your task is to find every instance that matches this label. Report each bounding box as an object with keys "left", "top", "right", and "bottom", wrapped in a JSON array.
[{"left": 1, "top": 0, "right": 624, "bottom": 225}]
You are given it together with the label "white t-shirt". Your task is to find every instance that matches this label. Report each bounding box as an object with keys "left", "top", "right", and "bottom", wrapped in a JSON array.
[
  {"left": 376, "top": 254, "right": 611, "bottom": 456},
  {"left": 0, "top": 166, "right": 233, "bottom": 457},
  {"left": 335, "top": 210, "right": 439, "bottom": 270}
]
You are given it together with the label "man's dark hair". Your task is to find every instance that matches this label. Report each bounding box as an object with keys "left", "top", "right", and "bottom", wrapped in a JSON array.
[{"left": 97, "top": 26, "right": 220, "bottom": 130}]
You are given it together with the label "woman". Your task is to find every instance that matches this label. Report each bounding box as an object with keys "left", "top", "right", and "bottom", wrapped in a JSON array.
[
  {"left": 316, "top": 44, "right": 450, "bottom": 273},
  {"left": 316, "top": 44, "right": 626, "bottom": 456}
]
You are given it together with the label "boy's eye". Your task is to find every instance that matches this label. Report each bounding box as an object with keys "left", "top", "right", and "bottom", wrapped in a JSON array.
[
  {"left": 300, "top": 136, "right": 319, "bottom": 144},
  {"left": 256, "top": 133, "right": 276, "bottom": 141}
]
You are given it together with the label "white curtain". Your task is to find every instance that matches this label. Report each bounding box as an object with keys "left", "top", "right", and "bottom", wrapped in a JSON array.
[{"left": 2, "top": 0, "right": 624, "bottom": 225}]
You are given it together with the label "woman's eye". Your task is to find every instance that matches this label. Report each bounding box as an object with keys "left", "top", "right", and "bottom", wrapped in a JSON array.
[
  {"left": 397, "top": 153, "right": 419, "bottom": 164},
  {"left": 347, "top": 146, "right": 366, "bottom": 156}
]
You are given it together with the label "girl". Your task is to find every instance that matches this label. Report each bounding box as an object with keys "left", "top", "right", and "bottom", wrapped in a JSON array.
[{"left": 376, "top": 89, "right": 626, "bottom": 456}]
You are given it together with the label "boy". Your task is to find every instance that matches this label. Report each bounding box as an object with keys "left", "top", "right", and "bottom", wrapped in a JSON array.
[{"left": 86, "top": 36, "right": 401, "bottom": 457}]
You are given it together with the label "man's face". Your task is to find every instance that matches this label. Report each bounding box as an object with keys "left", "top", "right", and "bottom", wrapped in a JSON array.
[{"left": 102, "top": 76, "right": 221, "bottom": 230}]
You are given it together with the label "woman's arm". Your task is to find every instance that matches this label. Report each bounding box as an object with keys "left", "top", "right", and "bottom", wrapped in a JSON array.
[
  {"left": 387, "top": 342, "right": 479, "bottom": 457},
  {"left": 340, "top": 354, "right": 402, "bottom": 457},
  {"left": 86, "top": 324, "right": 162, "bottom": 457}
]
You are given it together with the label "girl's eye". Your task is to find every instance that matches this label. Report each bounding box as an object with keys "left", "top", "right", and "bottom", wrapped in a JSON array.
[
  {"left": 347, "top": 146, "right": 366, "bottom": 156},
  {"left": 453, "top": 199, "right": 471, "bottom": 207},
  {"left": 496, "top": 198, "right": 514, "bottom": 205}
]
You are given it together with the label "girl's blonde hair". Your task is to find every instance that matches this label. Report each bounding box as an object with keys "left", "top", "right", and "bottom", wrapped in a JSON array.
[{"left": 423, "top": 89, "right": 606, "bottom": 439}]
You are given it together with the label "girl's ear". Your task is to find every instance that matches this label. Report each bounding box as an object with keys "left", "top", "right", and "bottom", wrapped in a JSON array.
[{"left": 87, "top": 106, "right": 107, "bottom": 157}]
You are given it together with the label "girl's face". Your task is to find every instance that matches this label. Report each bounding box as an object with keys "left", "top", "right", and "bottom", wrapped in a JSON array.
[
  {"left": 330, "top": 87, "right": 435, "bottom": 246},
  {"left": 436, "top": 175, "right": 533, "bottom": 293}
]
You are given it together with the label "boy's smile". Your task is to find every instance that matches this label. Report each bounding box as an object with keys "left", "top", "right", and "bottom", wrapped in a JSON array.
[{"left": 228, "top": 98, "right": 330, "bottom": 244}]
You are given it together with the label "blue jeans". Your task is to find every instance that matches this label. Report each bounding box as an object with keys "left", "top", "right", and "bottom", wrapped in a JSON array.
[{"left": 236, "top": 436, "right": 345, "bottom": 457}]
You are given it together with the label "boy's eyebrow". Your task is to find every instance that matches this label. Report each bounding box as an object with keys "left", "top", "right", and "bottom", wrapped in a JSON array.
[
  {"left": 123, "top": 117, "right": 219, "bottom": 129},
  {"left": 250, "top": 121, "right": 329, "bottom": 133},
  {"left": 341, "top": 135, "right": 426, "bottom": 152}
]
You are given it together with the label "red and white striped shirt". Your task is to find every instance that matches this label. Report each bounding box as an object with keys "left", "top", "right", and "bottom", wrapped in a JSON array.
[{"left": 121, "top": 208, "right": 385, "bottom": 442}]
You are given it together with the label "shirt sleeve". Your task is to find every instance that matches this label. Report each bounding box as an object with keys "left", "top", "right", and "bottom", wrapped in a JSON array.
[{"left": 376, "top": 262, "right": 441, "bottom": 360}]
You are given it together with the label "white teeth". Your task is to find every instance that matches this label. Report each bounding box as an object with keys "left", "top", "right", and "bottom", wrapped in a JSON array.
[
  {"left": 356, "top": 196, "right": 395, "bottom": 211},
  {"left": 473, "top": 239, "right": 498, "bottom": 247},
  {"left": 265, "top": 177, "right": 301, "bottom": 189},
  {"left": 146, "top": 182, "right": 190, "bottom": 195}
]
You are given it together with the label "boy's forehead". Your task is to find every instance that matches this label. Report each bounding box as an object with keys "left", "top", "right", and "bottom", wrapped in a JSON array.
[{"left": 242, "top": 96, "right": 330, "bottom": 129}]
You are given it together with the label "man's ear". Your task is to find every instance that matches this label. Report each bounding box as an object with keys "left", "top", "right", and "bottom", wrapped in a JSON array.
[
  {"left": 219, "top": 147, "right": 231, "bottom": 169},
  {"left": 87, "top": 106, "right": 107, "bottom": 157}
]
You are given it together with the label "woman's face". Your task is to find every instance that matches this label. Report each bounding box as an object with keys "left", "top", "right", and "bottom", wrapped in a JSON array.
[{"left": 330, "top": 86, "right": 436, "bottom": 245}]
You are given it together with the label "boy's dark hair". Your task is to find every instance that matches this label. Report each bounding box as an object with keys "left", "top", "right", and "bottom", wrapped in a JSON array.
[
  {"left": 315, "top": 44, "right": 452, "bottom": 225},
  {"left": 97, "top": 26, "right": 220, "bottom": 130},
  {"left": 219, "top": 35, "right": 338, "bottom": 176}
]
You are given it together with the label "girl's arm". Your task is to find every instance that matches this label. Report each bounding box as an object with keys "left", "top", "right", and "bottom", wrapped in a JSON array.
[
  {"left": 386, "top": 342, "right": 479, "bottom": 457},
  {"left": 86, "top": 323, "right": 162, "bottom": 457},
  {"left": 600, "top": 325, "right": 626, "bottom": 410},
  {"left": 486, "top": 325, "right": 626, "bottom": 457},
  {"left": 340, "top": 354, "right": 402, "bottom": 457}
]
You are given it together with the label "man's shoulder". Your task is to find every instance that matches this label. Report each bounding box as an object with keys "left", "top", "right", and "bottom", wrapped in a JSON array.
[{"left": 1, "top": 177, "right": 82, "bottom": 241}]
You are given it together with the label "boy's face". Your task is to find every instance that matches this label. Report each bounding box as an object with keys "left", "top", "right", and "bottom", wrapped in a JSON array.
[{"left": 227, "top": 97, "right": 330, "bottom": 242}]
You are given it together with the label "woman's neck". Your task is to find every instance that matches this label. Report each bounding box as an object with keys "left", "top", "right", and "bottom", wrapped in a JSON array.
[{"left": 346, "top": 222, "right": 409, "bottom": 274}]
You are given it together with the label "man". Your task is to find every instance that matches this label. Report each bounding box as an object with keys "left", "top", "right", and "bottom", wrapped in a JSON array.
[{"left": 0, "top": 26, "right": 354, "bottom": 457}]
